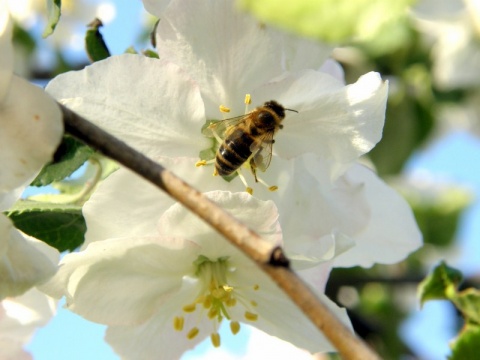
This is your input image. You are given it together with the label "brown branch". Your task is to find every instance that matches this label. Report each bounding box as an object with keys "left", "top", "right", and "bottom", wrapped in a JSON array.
[{"left": 60, "top": 103, "right": 381, "bottom": 360}]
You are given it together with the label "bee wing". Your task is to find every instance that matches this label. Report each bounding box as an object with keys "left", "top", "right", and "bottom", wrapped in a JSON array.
[
  {"left": 203, "top": 114, "right": 248, "bottom": 139},
  {"left": 251, "top": 132, "right": 274, "bottom": 172}
]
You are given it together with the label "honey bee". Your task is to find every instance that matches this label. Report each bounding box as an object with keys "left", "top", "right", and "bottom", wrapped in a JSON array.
[{"left": 206, "top": 100, "right": 297, "bottom": 184}]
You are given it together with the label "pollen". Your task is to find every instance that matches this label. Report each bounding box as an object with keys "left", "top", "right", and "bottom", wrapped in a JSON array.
[
  {"left": 182, "top": 303, "right": 196, "bottom": 313},
  {"left": 172, "top": 256, "right": 262, "bottom": 347},
  {"left": 187, "top": 327, "right": 200, "bottom": 339},
  {"left": 244, "top": 94, "right": 251, "bottom": 105},
  {"left": 246, "top": 187, "right": 253, "bottom": 195},
  {"left": 219, "top": 105, "right": 231, "bottom": 113},
  {"left": 173, "top": 316, "right": 184, "bottom": 331},
  {"left": 244, "top": 311, "right": 258, "bottom": 321},
  {"left": 268, "top": 185, "right": 278, "bottom": 192},
  {"left": 195, "top": 160, "right": 207, "bottom": 167},
  {"left": 230, "top": 321, "right": 241, "bottom": 335},
  {"left": 211, "top": 332, "right": 221, "bottom": 348}
]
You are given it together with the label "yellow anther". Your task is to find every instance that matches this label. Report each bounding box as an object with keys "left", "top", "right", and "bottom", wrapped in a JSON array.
[
  {"left": 268, "top": 185, "right": 278, "bottom": 192},
  {"left": 211, "top": 332, "right": 221, "bottom": 348},
  {"left": 246, "top": 187, "right": 253, "bottom": 195},
  {"left": 219, "top": 105, "right": 231, "bottom": 113},
  {"left": 187, "top": 327, "right": 200, "bottom": 340},
  {"left": 226, "top": 298, "right": 237, "bottom": 307},
  {"left": 195, "top": 160, "right": 207, "bottom": 167},
  {"left": 173, "top": 316, "right": 184, "bottom": 331},
  {"left": 183, "top": 303, "right": 196, "bottom": 313},
  {"left": 244, "top": 94, "right": 252, "bottom": 105},
  {"left": 208, "top": 307, "right": 219, "bottom": 319},
  {"left": 203, "top": 295, "right": 212, "bottom": 309},
  {"left": 250, "top": 300, "right": 258, "bottom": 307},
  {"left": 244, "top": 311, "right": 258, "bottom": 321},
  {"left": 230, "top": 321, "right": 241, "bottom": 335},
  {"left": 223, "top": 285, "right": 234, "bottom": 292},
  {"left": 253, "top": 284, "right": 260, "bottom": 291},
  {"left": 213, "top": 168, "right": 219, "bottom": 176}
]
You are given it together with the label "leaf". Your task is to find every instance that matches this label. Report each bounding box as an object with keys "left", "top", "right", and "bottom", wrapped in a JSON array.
[
  {"left": 7, "top": 200, "right": 86, "bottom": 252},
  {"left": 32, "top": 136, "right": 94, "bottom": 187},
  {"left": 418, "top": 261, "right": 463, "bottom": 306},
  {"left": 449, "top": 324, "right": 480, "bottom": 360},
  {"left": 85, "top": 18, "right": 111, "bottom": 62},
  {"left": 454, "top": 289, "right": 480, "bottom": 325},
  {"left": 42, "top": 0, "right": 61, "bottom": 38},
  {"left": 239, "top": 0, "right": 414, "bottom": 43}
]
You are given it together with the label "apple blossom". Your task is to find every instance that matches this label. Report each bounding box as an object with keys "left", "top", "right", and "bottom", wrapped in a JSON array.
[
  {"left": 0, "top": 288, "right": 57, "bottom": 359},
  {"left": 0, "top": 3, "right": 62, "bottom": 298},
  {"left": 42, "top": 190, "right": 351, "bottom": 358}
]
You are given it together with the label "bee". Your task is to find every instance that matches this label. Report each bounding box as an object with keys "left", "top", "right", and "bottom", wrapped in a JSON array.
[{"left": 207, "top": 100, "right": 297, "bottom": 185}]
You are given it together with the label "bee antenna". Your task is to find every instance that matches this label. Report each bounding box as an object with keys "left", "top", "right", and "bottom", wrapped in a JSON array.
[{"left": 285, "top": 108, "right": 298, "bottom": 113}]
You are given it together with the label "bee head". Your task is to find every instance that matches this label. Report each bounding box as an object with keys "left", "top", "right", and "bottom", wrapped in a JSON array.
[{"left": 264, "top": 100, "right": 298, "bottom": 119}]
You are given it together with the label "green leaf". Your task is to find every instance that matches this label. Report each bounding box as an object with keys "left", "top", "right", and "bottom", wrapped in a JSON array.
[
  {"left": 239, "top": 0, "right": 414, "bottom": 43},
  {"left": 7, "top": 201, "right": 86, "bottom": 252},
  {"left": 42, "top": 0, "right": 61, "bottom": 38},
  {"left": 32, "top": 136, "right": 94, "bottom": 187},
  {"left": 85, "top": 18, "right": 111, "bottom": 62},
  {"left": 143, "top": 49, "right": 159, "bottom": 59},
  {"left": 454, "top": 289, "right": 480, "bottom": 325},
  {"left": 450, "top": 324, "right": 480, "bottom": 360},
  {"left": 418, "top": 261, "right": 463, "bottom": 306}
]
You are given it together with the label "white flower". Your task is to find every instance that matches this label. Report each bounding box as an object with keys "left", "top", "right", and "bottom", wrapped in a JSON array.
[
  {"left": 43, "top": 190, "right": 351, "bottom": 359},
  {"left": 412, "top": 0, "right": 480, "bottom": 90},
  {"left": 0, "top": 4, "right": 62, "bottom": 298},
  {"left": 47, "top": 0, "right": 387, "bottom": 181},
  {"left": 0, "top": 288, "right": 57, "bottom": 360}
]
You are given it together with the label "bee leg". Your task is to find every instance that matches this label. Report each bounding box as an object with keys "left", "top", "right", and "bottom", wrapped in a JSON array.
[{"left": 249, "top": 158, "right": 259, "bottom": 183}]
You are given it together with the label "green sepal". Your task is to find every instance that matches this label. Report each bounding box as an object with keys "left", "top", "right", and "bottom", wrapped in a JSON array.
[
  {"left": 143, "top": 49, "right": 159, "bottom": 58},
  {"left": 454, "top": 289, "right": 480, "bottom": 325},
  {"left": 42, "top": 0, "right": 61, "bottom": 38},
  {"left": 85, "top": 18, "right": 111, "bottom": 62},
  {"left": 7, "top": 201, "right": 86, "bottom": 252}
]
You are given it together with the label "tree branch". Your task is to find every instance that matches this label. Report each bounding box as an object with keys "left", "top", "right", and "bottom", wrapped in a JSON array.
[{"left": 60, "top": 103, "right": 381, "bottom": 360}]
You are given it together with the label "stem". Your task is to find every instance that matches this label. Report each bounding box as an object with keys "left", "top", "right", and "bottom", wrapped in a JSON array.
[{"left": 60, "top": 103, "right": 381, "bottom": 360}]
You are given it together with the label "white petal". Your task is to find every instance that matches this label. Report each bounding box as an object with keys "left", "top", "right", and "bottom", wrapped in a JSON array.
[
  {"left": 82, "top": 157, "right": 244, "bottom": 247},
  {"left": 156, "top": 0, "right": 287, "bottom": 116},
  {"left": 231, "top": 265, "right": 352, "bottom": 353},
  {"left": 334, "top": 164, "right": 422, "bottom": 267},
  {"left": 46, "top": 55, "right": 208, "bottom": 158},
  {"left": 41, "top": 236, "right": 198, "bottom": 326},
  {"left": 0, "top": 216, "right": 59, "bottom": 300},
  {"left": 105, "top": 279, "right": 206, "bottom": 360},
  {"left": 141, "top": 0, "right": 172, "bottom": 16},
  {"left": 253, "top": 71, "right": 388, "bottom": 165},
  {"left": 0, "top": 76, "right": 63, "bottom": 193},
  {"left": 157, "top": 191, "right": 282, "bottom": 257},
  {"left": 0, "top": 4, "right": 13, "bottom": 102}
]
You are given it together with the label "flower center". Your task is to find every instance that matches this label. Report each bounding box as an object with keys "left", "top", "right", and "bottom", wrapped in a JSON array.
[{"left": 172, "top": 255, "right": 260, "bottom": 348}]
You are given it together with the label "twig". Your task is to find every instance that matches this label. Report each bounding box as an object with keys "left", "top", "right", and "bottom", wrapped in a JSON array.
[{"left": 60, "top": 103, "right": 381, "bottom": 360}]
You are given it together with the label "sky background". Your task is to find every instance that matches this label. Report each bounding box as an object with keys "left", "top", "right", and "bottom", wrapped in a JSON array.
[{"left": 16, "top": 0, "right": 480, "bottom": 359}]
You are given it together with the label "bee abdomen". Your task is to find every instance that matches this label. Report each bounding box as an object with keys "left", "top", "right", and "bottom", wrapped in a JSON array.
[{"left": 215, "top": 129, "right": 254, "bottom": 176}]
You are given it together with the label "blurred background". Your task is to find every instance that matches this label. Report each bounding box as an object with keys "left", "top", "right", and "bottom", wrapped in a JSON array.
[{"left": 5, "top": 0, "right": 480, "bottom": 359}]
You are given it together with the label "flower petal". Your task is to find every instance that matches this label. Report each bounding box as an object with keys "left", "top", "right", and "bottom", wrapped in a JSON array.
[
  {"left": 105, "top": 279, "right": 206, "bottom": 360},
  {"left": 46, "top": 55, "right": 208, "bottom": 158},
  {"left": 252, "top": 71, "right": 388, "bottom": 165},
  {"left": 156, "top": 0, "right": 332, "bottom": 117},
  {"left": 0, "top": 4, "right": 13, "bottom": 102},
  {"left": 141, "top": 0, "right": 172, "bottom": 17},
  {"left": 333, "top": 164, "right": 423, "bottom": 267},
  {"left": 41, "top": 237, "right": 199, "bottom": 326},
  {"left": 0, "top": 76, "right": 63, "bottom": 193},
  {"left": 0, "top": 216, "right": 59, "bottom": 299}
]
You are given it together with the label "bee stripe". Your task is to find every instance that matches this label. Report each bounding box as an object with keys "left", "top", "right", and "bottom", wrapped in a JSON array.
[{"left": 215, "top": 129, "right": 254, "bottom": 176}]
